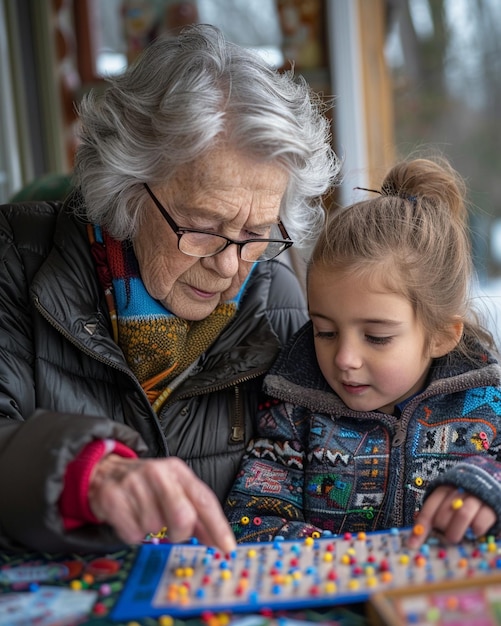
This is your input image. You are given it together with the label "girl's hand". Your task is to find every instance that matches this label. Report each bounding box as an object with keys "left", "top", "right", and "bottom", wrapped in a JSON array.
[
  {"left": 407, "top": 484, "right": 496, "bottom": 549},
  {"left": 88, "top": 454, "right": 236, "bottom": 553}
]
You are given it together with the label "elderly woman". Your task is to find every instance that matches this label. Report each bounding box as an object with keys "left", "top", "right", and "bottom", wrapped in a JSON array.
[{"left": 0, "top": 24, "right": 338, "bottom": 553}]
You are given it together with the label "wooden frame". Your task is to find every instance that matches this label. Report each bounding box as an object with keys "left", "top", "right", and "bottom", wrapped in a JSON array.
[{"left": 368, "top": 572, "right": 501, "bottom": 626}]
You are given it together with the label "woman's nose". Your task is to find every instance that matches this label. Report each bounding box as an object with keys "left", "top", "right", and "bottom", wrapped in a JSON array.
[{"left": 202, "top": 243, "right": 241, "bottom": 277}]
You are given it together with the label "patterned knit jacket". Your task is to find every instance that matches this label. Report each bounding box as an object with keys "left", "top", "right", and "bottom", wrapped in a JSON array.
[{"left": 225, "top": 321, "right": 501, "bottom": 542}]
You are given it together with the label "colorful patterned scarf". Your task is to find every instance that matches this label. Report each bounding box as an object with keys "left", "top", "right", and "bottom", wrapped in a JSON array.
[{"left": 89, "top": 225, "right": 248, "bottom": 413}]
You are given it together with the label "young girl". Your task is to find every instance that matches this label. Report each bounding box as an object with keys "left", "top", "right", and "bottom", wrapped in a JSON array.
[{"left": 224, "top": 157, "right": 501, "bottom": 548}]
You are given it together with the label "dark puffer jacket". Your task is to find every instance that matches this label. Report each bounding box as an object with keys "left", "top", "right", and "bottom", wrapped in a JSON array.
[{"left": 0, "top": 200, "right": 307, "bottom": 553}]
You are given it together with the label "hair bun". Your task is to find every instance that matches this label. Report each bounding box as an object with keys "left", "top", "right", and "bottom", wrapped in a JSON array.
[{"left": 381, "top": 157, "right": 467, "bottom": 221}]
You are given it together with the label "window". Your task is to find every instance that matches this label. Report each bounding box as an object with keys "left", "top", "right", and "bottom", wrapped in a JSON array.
[{"left": 387, "top": 0, "right": 501, "bottom": 343}]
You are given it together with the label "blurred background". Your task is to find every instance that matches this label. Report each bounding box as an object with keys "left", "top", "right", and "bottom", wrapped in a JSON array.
[{"left": 1, "top": 0, "right": 501, "bottom": 338}]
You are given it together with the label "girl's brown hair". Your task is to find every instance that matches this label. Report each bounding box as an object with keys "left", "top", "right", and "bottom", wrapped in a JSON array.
[{"left": 308, "top": 157, "right": 495, "bottom": 358}]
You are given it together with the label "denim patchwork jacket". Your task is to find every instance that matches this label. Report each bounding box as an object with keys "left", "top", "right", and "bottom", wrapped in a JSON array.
[{"left": 224, "top": 321, "right": 501, "bottom": 542}]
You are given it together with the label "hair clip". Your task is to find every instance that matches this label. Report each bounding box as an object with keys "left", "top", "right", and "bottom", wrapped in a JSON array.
[{"left": 353, "top": 186, "right": 382, "bottom": 195}]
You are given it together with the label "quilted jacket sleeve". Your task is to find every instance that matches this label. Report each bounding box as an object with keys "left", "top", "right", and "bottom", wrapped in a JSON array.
[
  {"left": 0, "top": 204, "right": 148, "bottom": 552},
  {"left": 0, "top": 411, "right": 148, "bottom": 552}
]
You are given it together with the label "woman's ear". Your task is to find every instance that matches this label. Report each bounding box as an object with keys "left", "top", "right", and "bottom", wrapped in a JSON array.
[{"left": 429, "top": 316, "right": 464, "bottom": 358}]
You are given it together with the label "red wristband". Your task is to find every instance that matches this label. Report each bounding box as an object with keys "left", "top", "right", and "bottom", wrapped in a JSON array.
[{"left": 59, "top": 439, "right": 137, "bottom": 530}]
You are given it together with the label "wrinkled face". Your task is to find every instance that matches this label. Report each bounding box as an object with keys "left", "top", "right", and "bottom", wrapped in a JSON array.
[
  {"left": 307, "top": 265, "right": 434, "bottom": 415},
  {"left": 134, "top": 146, "right": 289, "bottom": 320}
]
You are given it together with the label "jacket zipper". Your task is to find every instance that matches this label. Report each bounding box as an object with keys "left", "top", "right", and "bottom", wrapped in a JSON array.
[
  {"left": 388, "top": 397, "right": 426, "bottom": 528},
  {"left": 165, "top": 368, "right": 270, "bottom": 404},
  {"left": 166, "top": 370, "right": 269, "bottom": 445},
  {"left": 392, "top": 419, "right": 407, "bottom": 447},
  {"left": 230, "top": 385, "right": 244, "bottom": 443}
]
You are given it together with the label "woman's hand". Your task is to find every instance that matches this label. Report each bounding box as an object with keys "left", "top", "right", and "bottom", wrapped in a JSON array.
[
  {"left": 88, "top": 454, "right": 236, "bottom": 553},
  {"left": 407, "top": 484, "right": 496, "bottom": 549}
]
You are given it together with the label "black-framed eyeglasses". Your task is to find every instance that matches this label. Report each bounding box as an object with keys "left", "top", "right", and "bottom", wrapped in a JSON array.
[{"left": 144, "top": 183, "right": 293, "bottom": 262}]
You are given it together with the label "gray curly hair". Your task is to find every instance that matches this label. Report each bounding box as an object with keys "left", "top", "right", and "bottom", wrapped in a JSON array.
[{"left": 73, "top": 24, "right": 339, "bottom": 248}]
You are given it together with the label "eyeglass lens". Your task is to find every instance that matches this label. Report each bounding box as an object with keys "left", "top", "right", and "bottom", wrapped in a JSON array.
[{"left": 178, "top": 224, "right": 290, "bottom": 262}]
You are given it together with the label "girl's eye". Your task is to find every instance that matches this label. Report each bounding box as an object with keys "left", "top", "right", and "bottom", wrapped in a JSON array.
[
  {"left": 366, "top": 335, "right": 393, "bottom": 345},
  {"left": 314, "top": 331, "right": 336, "bottom": 339}
]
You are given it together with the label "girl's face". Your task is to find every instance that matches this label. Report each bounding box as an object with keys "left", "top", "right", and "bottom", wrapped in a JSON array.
[{"left": 307, "top": 265, "right": 444, "bottom": 415}]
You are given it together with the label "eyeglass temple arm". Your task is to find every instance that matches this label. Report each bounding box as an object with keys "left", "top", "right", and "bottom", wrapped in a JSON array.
[{"left": 278, "top": 220, "right": 292, "bottom": 241}]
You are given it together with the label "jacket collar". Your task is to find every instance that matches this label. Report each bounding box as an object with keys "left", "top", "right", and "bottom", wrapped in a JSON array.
[{"left": 30, "top": 203, "right": 128, "bottom": 366}]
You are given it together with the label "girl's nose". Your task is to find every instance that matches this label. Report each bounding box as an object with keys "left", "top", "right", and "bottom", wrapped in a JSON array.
[{"left": 334, "top": 339, "right": 362, "bottom": 370}]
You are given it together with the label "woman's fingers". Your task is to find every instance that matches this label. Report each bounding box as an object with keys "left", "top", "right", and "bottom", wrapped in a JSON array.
[
  {"left": 88, "top": 456, "right": 162, "bottom": 542},
  {"left": 147, "top": 457, "right": 236, "bottom": 552},
  {"left": 87, "top": 454, "right": 235, "bottom": 552}
]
